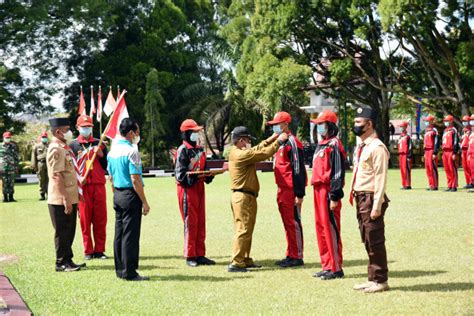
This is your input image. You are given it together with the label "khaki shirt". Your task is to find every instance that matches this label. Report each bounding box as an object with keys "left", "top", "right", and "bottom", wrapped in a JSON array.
[
  {"left": 47, "top": 139, "right": 79, "bottom": 205},
  {"left": 229, "top": 135, "right": 280, "bottom": 194},
  {"left": 31, "top": 142, "right": 48, "bottom": 170},
  {"left": 351, "top": 133, "right": 389, "bottom": 211}
]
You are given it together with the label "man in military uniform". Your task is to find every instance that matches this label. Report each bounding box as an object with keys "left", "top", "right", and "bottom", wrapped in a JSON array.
[
  {"left": 47, "top": 118, "right": 85, "bottom": 272},
  {"left": 0, "top": 131, "right": 20, "bottom": 202},
  {"left": 31, "top": 132, "right": 50, "bottom": 200},
  {"left": 227, "top": 126, "right": 288, "bottom": 272}
]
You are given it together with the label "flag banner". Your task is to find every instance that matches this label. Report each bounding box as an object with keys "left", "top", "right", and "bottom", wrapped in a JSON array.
[
  {"left": 103, "top": 88, "right": 116, "bottom": 117},
  {"left": 105, "top": 90, "right": 128, "bottom": 140},
  {"left": 78, "top": 86, "right": 86, "bottom": 115},
  {"left": 89, "top": 86, "right": 96, "bottom": 118},
  {"left": 97, "top": 86, "right": 103, "bottom": 122}
]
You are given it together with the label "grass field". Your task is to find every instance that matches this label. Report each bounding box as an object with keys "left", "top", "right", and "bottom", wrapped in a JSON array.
[{"left": 0, "top": 168, "right": 473, "bottom": 315}]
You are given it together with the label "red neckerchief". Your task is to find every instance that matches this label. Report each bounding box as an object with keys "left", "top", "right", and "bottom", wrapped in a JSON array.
[{"left": 77, "top": 134, "right": 94, "bottom": 144}]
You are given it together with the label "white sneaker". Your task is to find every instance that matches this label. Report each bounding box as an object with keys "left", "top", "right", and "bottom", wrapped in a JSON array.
[
  {"left": 364, "top": 282, "right": 390, "bottom": 293},
  {"left": 353, "top": 281, "right": 376, "bottom": 291}
]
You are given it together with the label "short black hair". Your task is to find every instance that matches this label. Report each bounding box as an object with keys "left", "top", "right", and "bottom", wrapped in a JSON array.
[{"left": 119, "top": 118, "right": 139, "bottom": 136}]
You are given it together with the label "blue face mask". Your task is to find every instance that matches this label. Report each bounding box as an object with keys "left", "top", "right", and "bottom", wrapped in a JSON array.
[
  {"left": 424, "top": 121, "right": 429, "bottom": 127},
  {"left": 190, "top": 132, "right": 199, "bottom": 142},
  {"left": 79, "top": 127, "right": 92, "bottom": 137},
  {"left": 444, "top": 121, "right": 450, "bottom": 127},
  {"left": 317, "top": 124, "right": 327, "bottom": 136},
  {"left": 41, "top": 137, "right": 48, "bottom": 143},
  {"left": 272, "top": 125, "right": 282, "bottom": 135},
  {"left": 462, "top": 122, "right": 468, "bottom": 127},
  {"left": 471, "top": 121, "right": 474, "bottom": 126}
]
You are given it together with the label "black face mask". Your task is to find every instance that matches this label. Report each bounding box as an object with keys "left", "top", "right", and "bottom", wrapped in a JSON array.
[{"left": 352, "top": 124, "right": 366, "bottom": 136}]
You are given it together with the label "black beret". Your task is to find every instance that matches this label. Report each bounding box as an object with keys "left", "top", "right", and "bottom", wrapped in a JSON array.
[
  {"left": 355, "top": 107, "right": 378, "bottom": 121},
  {"left": 231, "top": 126, "right": 256, "bottom": 141},
  {"left": 49, "top": 118, "right": 70, "bottom": 128}
]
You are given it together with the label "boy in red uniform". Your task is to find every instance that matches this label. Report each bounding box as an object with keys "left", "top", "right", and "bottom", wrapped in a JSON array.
[
  {"left": 441, "top": 115, "right": 460, "bottom": 192},
  {"left": 461, "top": 115, "right": 472, "bottom": 189},
  {"left": 398, "top": 121, "right": 412, "bottom": 190},
  {"left": 268, "top": 111, "right": 307, "bottom": 268},
  {"left": 468, "top": 114, "right": 474, "bottom": 193},
  {"left": 175, "top": 119, "right": 215, "bottom": 267},
  {"left": 310, "top": 110, "right": 346, "bottom": 280},
  {"left": 422, "top": 115, "right": 439, "bottom": 190},
  {"left": 70, "top": 115, "right": 108, "bottom": 260}
]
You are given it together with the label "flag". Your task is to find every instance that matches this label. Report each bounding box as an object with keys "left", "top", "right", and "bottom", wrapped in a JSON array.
[
  {"left": 78, "top": 86, "right": 86, "bottom": 115},
  {"left": 103, "top": 88, "right": 116, "bottom": 117},
  {"left": 96, "top": 86, "right": 103, "bottom": 122},
  {"left": 105, "top": 91, "right": 128, "bottom": 140},
  {"left": 89, "top": 86, "right": 95, "bottom": 118}
]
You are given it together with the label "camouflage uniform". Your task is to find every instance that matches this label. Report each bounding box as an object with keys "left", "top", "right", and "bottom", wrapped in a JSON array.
[
  {"left": 0, "top": 141, "right": 20, "bottom": 199},
  {"left": 31, "top": 142, "right": 49, "bottom": 199}
]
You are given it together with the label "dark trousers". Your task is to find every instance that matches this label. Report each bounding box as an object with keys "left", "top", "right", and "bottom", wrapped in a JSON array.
[
  {"left": 113, "top": 188, "right": 142, "bottom": 280},
  {"left": 355, "top": 192, "right": 389, "bottom": 283},
  {"left": 48, "top": 204, "right": 78, "bottom": 265}
]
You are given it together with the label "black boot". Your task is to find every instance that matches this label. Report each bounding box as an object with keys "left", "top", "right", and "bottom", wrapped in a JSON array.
[
  {"left": 40, "top": 193, "right": 46, "bottom": 201},
  {"left": 8, "top": 194, "right": 16, "bottom": 202},
  {"left": 3, "top": 194, "right": 8, "bottom": 202}
]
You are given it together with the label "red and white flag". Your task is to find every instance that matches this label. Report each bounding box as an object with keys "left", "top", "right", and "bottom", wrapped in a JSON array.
[
  {"left": 105, "top": 90, "right": 128, "bottom": 140},
  {"left": 77, "top": 86, "right": 86, "bottom": 115},
  {"left": 103, "top": 88, "right": 116, "bottom": 117},
  {"left": 89, "top": 86, "right": 95, "bottom": 118},
  {"left": 96, "top": 86, "right": 103, "bottom": 122}
]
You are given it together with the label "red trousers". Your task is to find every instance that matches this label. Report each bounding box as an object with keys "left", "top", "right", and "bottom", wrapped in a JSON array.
[
  {"left": 442, "top": 151, "right": 458, "bottom": 189},
  {"left": 313, "top": 184, "right": 342, "bottom": 272},
  {"left": 177, "top": 182, "right": 206, "bottom": 258},
  {"left": 461, "top": 149, "right": 471, "bottom": 185},
  {"left": 424, "top": 150, "right": 439, "bottom": 189},
  {"left": 79, "top": 184, "right": 107, "bottom": 255},
  {"left": 399, "top": 154, "right": 411, "bottom": 187},
  {"left": 277, "top": 188, "right": 303, "bottom": 259},
  {"left": 470, "top": 155, "right": 474, "bottom": 185}
]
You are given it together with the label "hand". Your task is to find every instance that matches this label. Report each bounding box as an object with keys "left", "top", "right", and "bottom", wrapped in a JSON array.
[
  {"left": 277, "top": 132, "right": 288, "bottom": 143},
  {"left": 294, "top": 197, "right": 303, "bottom": 207},
  {"left": 452, "top": 154, "right": 456, "bottom": 161},
  {"left": 330, "top": 200, "right": 338, "bottom": 211},
  {"left": 432, "top": 154, "right": 436, "bottom": 160},
  {"left": 80, "top": 176, "right": 86, "bottom": 185},
  {"left": 370, "top": 209, "right": 381, "bottom": 220},
  {"left": 271, "top": 133, "right": 279, "bottom": 140},
  {"left": 142, "top": 201, "right": 150, "bottom": 216},
  {"left": 94, "top": 146, "right": 103, "bottom": 157},
  {"left": 63, "top": 197, "right": 72, "bottom": 215}
]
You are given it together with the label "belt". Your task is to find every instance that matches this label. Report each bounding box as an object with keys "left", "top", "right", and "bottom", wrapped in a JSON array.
[
  {"left": 232, "top": 189, "right": 258, "bottom": 197},
  {"left": 114, "top": 187, "right": 134, "bottom": 191},
  {"left": 352, "top": 191, "right": 374, "bottom": 197}
]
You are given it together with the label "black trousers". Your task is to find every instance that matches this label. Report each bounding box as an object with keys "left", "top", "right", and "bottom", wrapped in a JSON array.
[
  {"left": 48, "top": 204, "right": 78, "bottom": 265},
  {"left": 113, "top": 188, "right": 142, "bottom": 279}
]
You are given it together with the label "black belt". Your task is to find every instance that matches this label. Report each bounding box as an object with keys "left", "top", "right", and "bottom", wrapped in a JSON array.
[
  {"left": 352, "top": 191, "right": 374, "bottom": 197},
  {"left": 114, "top": 187, "right": 134, "bottom": 191},
  {"left": 232, "top": 189, "right": 258, "bottom": 197}
]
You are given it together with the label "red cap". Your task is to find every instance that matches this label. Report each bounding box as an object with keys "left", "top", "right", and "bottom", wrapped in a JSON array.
[
  {"left": 267, "top": 111, "right": 292, "bottom": 125},
  {"left": 41, "top": 132, "right": 48, "bottom": 137},
  {"left": 462, "top": 115, "right": 470, "bottom": 121},
  {"left": 76, "top": 115, "right": 94, "bottom": 127},
  {"left": 443, "top": 115, "right": 454, "bottom": 122},
  {"left": 423, "top": 115, "right": 435, "bottom": 122},
  {"left": 180, "top": 119, "right": 203, "bottom": 132},
  {"left": 311, "top": 110, "right": 338, "bottom": 124},
  {"left": 399, "top": 121, "right": 408, "bottom": 127},
  {"left": 3, "top": 132, "right": 12, "bottom": 138}
]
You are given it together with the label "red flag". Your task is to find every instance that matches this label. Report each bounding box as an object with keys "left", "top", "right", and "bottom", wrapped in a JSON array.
[
  {"left": 77, "top": 86, "right": 86, "bottom": 115},
  {"left": 96, "top": 86, "right": 103, "bottom": 122},
  {"left": 105, "top": 91, "right": 128, "bottom": 140},
  {"left": 89, "top": 86, "right": 95, "bottom": 118},
  {"left": 103, "top": 88, "right": 116, "bottom": 117}
]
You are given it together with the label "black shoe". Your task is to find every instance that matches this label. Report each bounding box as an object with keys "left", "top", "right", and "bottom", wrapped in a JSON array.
[
  {"left": 426, "top": 187, "right": 438, "bottom": 191},
  {"left": 320, "top": 270, "right": 344, "bottom": 280},
  {"left": 69, "top": 260, "right": 86, "bottom": 268},
  {"left": 443, "top": 188, "right": 451, "bottom": 192},
  {"left": 275, "top": 257, "right": 289, "bottom": 266},
  {"left": 312, "top": 270, "right": 331, "bottom": 278},
  {"left": 127, "top": 275, "right": 150, "bottom": 281},
  {"left": 400, "top": 187, "right": 407, "bottom": 190},
  {"left": 40, "top": 194, "right": 46, "bottom": 201},
  {"left": 94, "top": 252, "right": 108, "bottom": 260},
  {"left": 3, "top": 194, "right": 8, "bottom": 202},
  {"left": 245, "top": 262, "right": 262, "bottom": 269},
  {"left": 279, "top": 258, "right": 304, "bottom": 268},
  {"left": 196, "top": 256, "right": 215, "bottom": 265},
  {"left": 186, "top": 258, "right": 198, "bottom": 267},
  {"left": 451, "top": 188, "right": 457, "bottom": 192},
  {"left": 56, "top": 263, "right": 81, "bottom": 272},
  {"left": 227, "top": 264, "right": 248, "bottom": 272},
  {"left": 8, "top": 194, "right": 16, "bottom": 202},
  {"left": 463, "top": 184, "right": 473, "bottom": 189},
  {"left": 84, "top": 254, "right": 93, "bottom": 260},
  {"left": 406, "top": 186, "right": 412, "bottom": 190}
]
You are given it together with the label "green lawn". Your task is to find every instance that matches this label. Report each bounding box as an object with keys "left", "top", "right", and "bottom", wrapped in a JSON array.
[{"left": 1, "top": 168, "right": 473, "bottom": 315}]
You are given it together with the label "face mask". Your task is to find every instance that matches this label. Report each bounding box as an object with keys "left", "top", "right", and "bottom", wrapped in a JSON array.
[
  {"left": 62, "top": 130, "right": 73, "bottom": 142},
  {"left": 400, "top": 127, "right": 405, "bottom": 132},
  {"left": 4, "top": 138, "right": 11, "bottom": 144},
  {"left": 272, "top": 125, "right": 282, "bottom": 135},
  {"left": 470, "top": 120, "right": 474, "bottom": 126},
  {"left": 424, "top": 121, "right": 429, "bottom": 127},
  {"left": 132, "top": 135, "right": 140, "bottom": 145},
  {"left": 444, "top": 121, "right": 450, "bottom": 127},
  {"left": 79, "top": 127, "right": 92, "bottom": 137},
  {"left": 317, "top": 124, "right": 327, "bottom": 136},
  {"left": 462, "top": 122, "right": 468, "bottom": 127},
  {"left": 352, "top": 125, "right": 366, "bottom": 137},
  {"left": 190, "top": 132, "right": 199, "bottom": 142},
  {"left": 41, "top": 137, "right": 48, "bottom": 143}
]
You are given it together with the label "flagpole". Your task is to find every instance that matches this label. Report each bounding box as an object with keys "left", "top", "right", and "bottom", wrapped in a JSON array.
[
  {"left": 81, "top": 90, "right": 127, "bottom": 183},
  {"left": 99, "top": 86, "right": 103, "bottom": 135}
]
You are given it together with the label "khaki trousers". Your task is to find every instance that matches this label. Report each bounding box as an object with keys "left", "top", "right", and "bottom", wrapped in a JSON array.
[{"left": 231, "top": 191, "right": 257, "bottom": 267}]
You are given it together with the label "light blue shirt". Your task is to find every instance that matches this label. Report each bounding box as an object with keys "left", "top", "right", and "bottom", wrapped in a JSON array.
[{"left": 107, "top": 139, "right": 143, "bottom": 188}]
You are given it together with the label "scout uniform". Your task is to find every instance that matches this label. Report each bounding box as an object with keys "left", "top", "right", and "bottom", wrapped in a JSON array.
[
  {"left": 70, "top": 115, "right": 108, "bottom": 260},
  {"left": 311, "top": 111, "right": 346, "bottom": 280},
  {"left": 460, "top": 115, "right": 472, "bottom": 189},
  {"left": 31, "top": 132, "right": 49, "bottom": 200},
  {"left": 398, "top": 122, "right": 412, "bottom": 190},
  {"left": 441, "top": 115, "right": 460, "bottom": 191},
  {"left": 422, "top": 115, "right": 439, "bottom": 190},
  {"left": 467, "top": 114, "right": 474, "bottom": 192},
  {"left": 47, "top": 118, "right": 83, "bottom": 272},
  {"left": 175, "top": 119, "right": 215, "bottom": 267},
  {"left": 0, "top": 131, "right": 20, "bottom": 202},
  {"left": 228, "top": 126, "right": 280, "bottom": 272}
]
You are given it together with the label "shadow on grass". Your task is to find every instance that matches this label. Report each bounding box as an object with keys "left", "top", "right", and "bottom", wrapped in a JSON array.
[
  {"left": 343, "top": 259, "right": 395, "bottom": 268},
  {"left": 150, "top": 274, "right": 252, "bottom": 282},
  {"left": 140, "top": 255, "right": 228, "bottom": 260},
  {"left": 345, "top": 270, "right": 446, "bottom": 279},
  {"left": 85, "top": 265, "right": 174, "bottom": 271},
  {"left": 392, "top": 282, "right": 473, "bottom": 292}
]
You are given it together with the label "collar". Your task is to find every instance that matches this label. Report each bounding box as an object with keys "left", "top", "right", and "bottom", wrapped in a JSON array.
[
  {"left": 319, "top": 136, "right": 336, "bottom": 145},
  {"left": 77, "top": 134, "right": 94, "bottom": 143},
  {"left": 183, "top": 141, "right": 198, "bottom": 149},
  {"left": 117, "top": 139, "right": 132, "bottom": 145},
  {"left": 362, "top": 132, "right": 378, "bottom": 146},
  {"left": 52, "top": 136, "right": 67, "bottom": 148}
]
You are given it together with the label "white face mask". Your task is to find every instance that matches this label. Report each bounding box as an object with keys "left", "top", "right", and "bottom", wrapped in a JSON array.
[
  {"left": 444, "top": 121, "right": 450, "bottom": 127},
  {"left": 132, "top": 135, "right": 140, "bottom": 145},
  {"left": 471, "top": 120, "right": 474, "bottom": 126},
  {"left": 190, "top": 132, "right": 199, "bottom": 142},
  {"left": 62, "top": 130, "right": 73, "bottom": 142},
  {"left": 272, "top": 125, "right": 282, "bottom": 135},
  {"left": 41, "top": 137, "right": 48, "bottom": 143},
  {"left": 4, "top": 138, "right": 11, "bottom": 144},
  {"left": 400, "top": 127, "right": 405, "bottom": 132},
  {"left": 462, "top": 122, "right": 468, "bottom": 127},
  {"left": 79, "top": 127, "right": 92, "bottom": 137},
  {"left": 424, "top": 121, "right": 430, "bottom": 127}
]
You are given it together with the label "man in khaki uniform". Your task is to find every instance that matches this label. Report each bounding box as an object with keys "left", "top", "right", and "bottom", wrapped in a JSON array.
[
  {"left": 31, "top": 131, "right": 49, "bottom": 200},
  {"left": 47, "top": 118, "right": 85, "bottom": 272},
  {"left": 349, "top": 107, "right": 390, "bottom": 293},
  {"left": 227, "top": 126, "right": 288, "bottom": 272}
]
